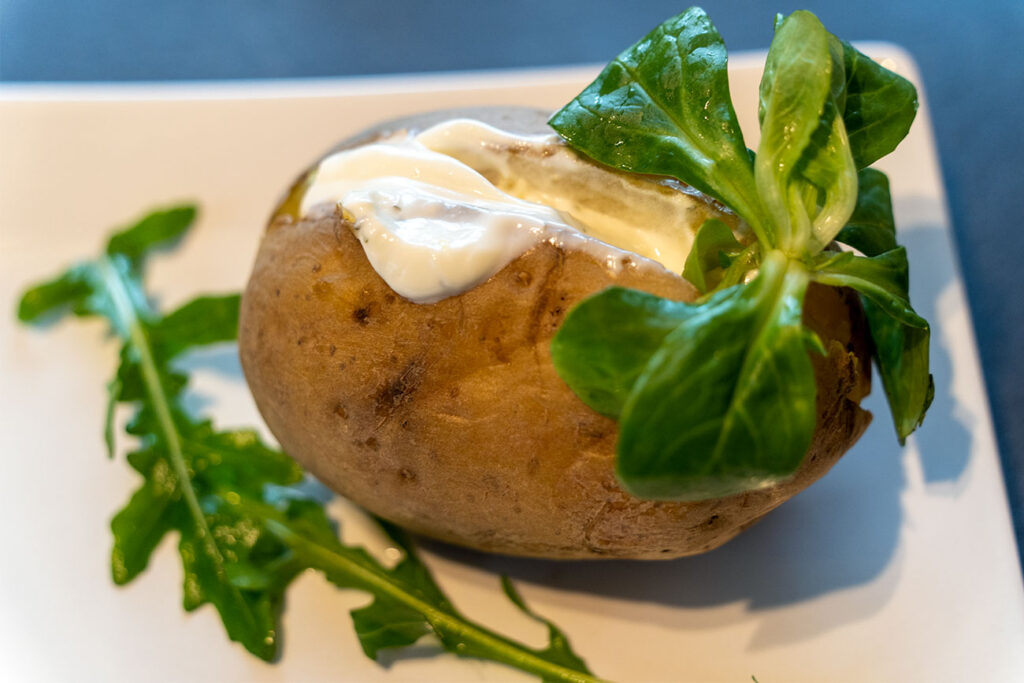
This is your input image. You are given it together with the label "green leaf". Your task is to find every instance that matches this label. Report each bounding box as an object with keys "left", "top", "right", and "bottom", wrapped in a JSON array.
[
  {"left": 154, "top": 294, "right": 241, "bottom": 359},
  {"left": 268, "top": 513, "right": 598, "bottom": 682},
  {"left": 106, "top": 205, "right": 197, "bottom": 267},
  {"left": 104, "top": 377, "right": 121, "bottom": 459},
  {"left": 111, "top": 453, "right": 180, "bottom": 584},
  {"left": 551, "top": 287, "right": 699, "bottom": 418},
  {"left": 835, "top": 168, "right": 899, "bottom": 256},
  {"left": 617, "top": 252, "right": 817, "bottom": 500},
  {"left": 755, "top": 10, "right": 844, "bottom": 252},
  {"left": 682, "top": 218, "right": 745, "bottom": 293},
  {"left": 500, "top": 577, "right": 592, "bottom": 679},
  {"left": 347, "top": 524, "right": 451, "bottom": 659},
  {"left": 548, "top": 7, "right": 768, "bottom": 243},
  {"left": 812, "top": 249, "right": 932, "bottom": 441},
  {"left": 548, "top": 8, "right": 929, "bottom": 496},
  {"left": 839, "top": 41, "right": 918, "bottom": 169},
  {"left": 18, "top": 207, "right": 601, "bottom": 682},
  {"left": 812, "top": 248, "right": 923, "bottom": 326},
  {"left": 16, "top": 264, "right": 97, "bottom": 322}
]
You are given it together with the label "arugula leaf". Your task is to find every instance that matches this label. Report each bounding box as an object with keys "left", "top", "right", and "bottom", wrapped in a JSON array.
[
  {"left": 106, "top": 205, "right": 196, "bottom": 267},
  {"left": 18, "top": 206, "right": 602, "bottom": 682},
  {"left": 500, "top": 577, "right": 593, "bottom": 678},
  {"left": 264, "top": 509, "right": 599, "bottom": 682},
  {"left": 617, "top": 252, "right": 818, "bottom": 500},
  {"left": 682, "top": 218, "right": 745, "bottom": 293},
  {"left": 548, "top": 7, "right": 769, "bottom": 244}
]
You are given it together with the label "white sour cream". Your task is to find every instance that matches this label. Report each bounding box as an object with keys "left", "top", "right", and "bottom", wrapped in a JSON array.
[{"left": 300, "top": 119, "right": 728, "bottom": 303}]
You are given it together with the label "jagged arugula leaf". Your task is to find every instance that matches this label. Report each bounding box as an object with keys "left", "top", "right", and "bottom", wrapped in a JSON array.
[
  {"left": 107, "top": 205, "right": 196, "bottom": 267},
  {"left": 500, "top": 577, "right": 592, "bottom": 679},
  {"left": 18, "top": 206, "right": 599, "bottom": 681}
]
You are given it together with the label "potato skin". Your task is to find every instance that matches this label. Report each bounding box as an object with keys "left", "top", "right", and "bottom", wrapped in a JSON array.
[{"left": 239, "top": 108, "right": 872, "bottom": 559}]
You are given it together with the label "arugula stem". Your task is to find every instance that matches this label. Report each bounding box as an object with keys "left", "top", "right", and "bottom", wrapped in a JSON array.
[
  {"left": 264, "top": 518, "right": 609, "bottom": 683},
  {"left": 98, "top": 256, "right": 264, "bottom": 635}
]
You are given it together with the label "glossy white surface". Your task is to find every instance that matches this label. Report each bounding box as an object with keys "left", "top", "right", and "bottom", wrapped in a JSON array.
[
  {"left": 2, "top": 52, "right": 1022, "bottom": 682},
  {"left": 303, "top": 118, "right": 711, "bottom": 303}
]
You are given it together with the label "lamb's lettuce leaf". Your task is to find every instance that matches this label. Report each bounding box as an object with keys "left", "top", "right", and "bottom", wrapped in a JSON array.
[
  {"left": 551, "top": 287, "right": 701, "bottom": 419},
  {"left": 839, "top": 41, "right": 919, "bottom": 169},
  {"left": 617, "top": 253, "right": 818, "bottom": 500},
  {"left": 682, "top": 218, "right": 745, "bottom": 293},
  {"left": 548, "top": 7, "right": 770, "bottom": 245},
  {"left": 816, "top": 175, "right": 933, "bottom": 441},
  {"left": 835, "top": 168, "right": 900, "bottom": 256},
  {"left": 549, "top": 7, "right": 931, "bottom": 500}
]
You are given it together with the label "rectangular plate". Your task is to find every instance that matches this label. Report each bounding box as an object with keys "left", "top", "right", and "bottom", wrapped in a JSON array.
[{"left": 3, "top": 50, "right": 1023, "bottom": 682}]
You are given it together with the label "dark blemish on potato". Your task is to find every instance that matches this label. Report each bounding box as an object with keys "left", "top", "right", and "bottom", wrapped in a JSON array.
[
  {"left": 328, "top": 344, "right": 337, "bottom": 356},
  {"left": 706, "top": 514, "right": 721, "bottom": 527},
  {"left": 526, "top": 456, "right": 540, "bottom": 475},
  {"left": 447, "top": 385, "right": 460, "bottom": 399},
  {"left": 524, "top": 257, "right": 563, "bottom": 347},
  {"left": 333, "top": 403, "right": 348, "bottom": 419},
  {"left": 484, "top": 334, "right": 509, "bottom": 364},
  {"left": 516, "top": 271, "right": 532, "bottom": 286},
  {"left": 353, "top": 305, "right": 371, "bottom": 325},
  {"left": 577, "top": 421, "right": 606, "bottom": 443},
  {"left": 365, "top": 437, "right": 380, "bottom": 451},
  {"left": 274, "top": 288, "right": 281, "bottom": 297},
  {"left": 312, "top": 263, "right": 322, "bottom": 273},
  {"left": 398, "top": 467, "right": 416, "bottom": 482},
  {"left": 384, "top": 293, "right": 396, "bottom": 304},
  {"left": 373, "top": 359, "right": 423, "bottom": 423},
  {"left": 296, "top": 336, "right": 307, "bottom": 346},
  {"left": 338, "top": 362, "right": 347, "bottom": 370}
]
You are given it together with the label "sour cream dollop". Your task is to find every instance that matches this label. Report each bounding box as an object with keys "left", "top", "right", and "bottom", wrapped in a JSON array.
[{"left": 300, "top": 119, "right": 729, "bottom": 303}]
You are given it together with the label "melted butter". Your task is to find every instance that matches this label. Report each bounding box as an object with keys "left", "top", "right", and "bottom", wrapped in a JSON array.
[{"left": 300, "top": 119, "right": 736, "bottom": 303}]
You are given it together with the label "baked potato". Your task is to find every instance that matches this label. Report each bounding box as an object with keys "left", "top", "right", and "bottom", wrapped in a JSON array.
[{"left": 239, "top": 107, "right": 872, "bottom": 559}]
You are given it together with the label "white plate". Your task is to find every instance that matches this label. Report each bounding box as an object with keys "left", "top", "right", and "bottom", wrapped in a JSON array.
[{"left": 2, "top": 50, "right": 1023, "bottom": 683}]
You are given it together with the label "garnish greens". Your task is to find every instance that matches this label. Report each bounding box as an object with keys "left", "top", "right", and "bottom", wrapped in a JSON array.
[
  {"left": 550, "top": 7, "right": 932, "bottom": 500},
  {"left": 17, "top": 207, "right": 602, "bottom": 683}
]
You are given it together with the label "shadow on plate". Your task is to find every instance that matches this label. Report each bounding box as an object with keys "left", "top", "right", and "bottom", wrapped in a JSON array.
[{"left": 417, "top": 205, "right": 971, "bottom": 646}]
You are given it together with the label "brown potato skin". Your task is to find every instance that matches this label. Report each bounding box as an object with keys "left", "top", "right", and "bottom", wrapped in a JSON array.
[{"left": 239, "top": 108, "right": 872, "bottom": 559}]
